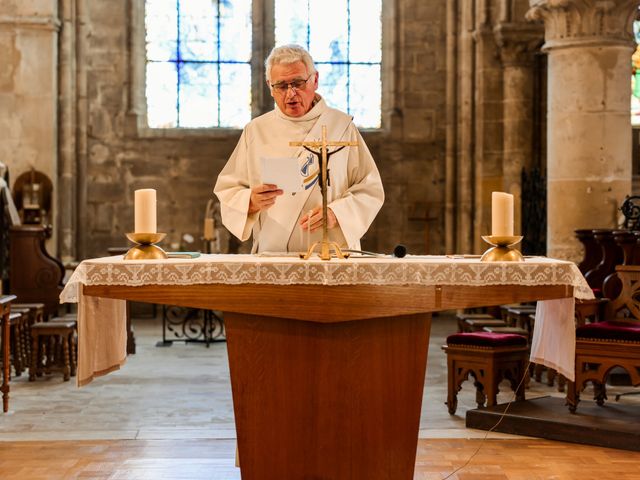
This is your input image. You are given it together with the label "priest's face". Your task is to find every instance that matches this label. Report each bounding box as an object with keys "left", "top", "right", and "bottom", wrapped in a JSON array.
[{"left": 269, "top": 61, "right": 319, "bottom": 117}]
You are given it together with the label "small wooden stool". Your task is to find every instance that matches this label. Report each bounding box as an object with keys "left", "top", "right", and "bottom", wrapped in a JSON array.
[
  {"left": 30, "top": 319, "right": 77, "bottom": 382},
  {"left": 442, "top": 332, "right": 529, "bottom": 415}
]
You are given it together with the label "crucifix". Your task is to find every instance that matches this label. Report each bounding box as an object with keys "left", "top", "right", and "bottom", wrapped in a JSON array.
[{"left": 290, "top": 125, "right": 358, "bottom": 260}]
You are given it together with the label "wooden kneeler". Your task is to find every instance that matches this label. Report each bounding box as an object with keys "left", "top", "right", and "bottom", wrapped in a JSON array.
[
  {"left": 567, "top": 331, "right": 640, "bottom": 412},
  {"left": 567, "top": 265, "right": 640, "bottom": 413},
  {"left": 442, "top": 332, "right": 529, "bottom": 414}
]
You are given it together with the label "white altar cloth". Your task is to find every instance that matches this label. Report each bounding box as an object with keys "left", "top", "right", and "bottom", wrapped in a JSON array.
[{"left": 60, "top": 254, "right": 593, "bottom": 385}]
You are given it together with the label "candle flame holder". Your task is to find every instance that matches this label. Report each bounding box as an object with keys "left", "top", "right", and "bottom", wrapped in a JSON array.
[
  {"left": 480, "top": 235, "right": 524, "bottom": 262},
  {"left": 124, "top": 232, "right": 168, "bottom": 260}
]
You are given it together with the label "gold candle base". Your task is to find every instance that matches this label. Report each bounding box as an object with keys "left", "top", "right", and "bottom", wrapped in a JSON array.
[
  {"left": 124, "top": 232, "right": 168, "bottom": 260},
  {"left": 480, "top": 235, "right": 524, "bottom": 262}
]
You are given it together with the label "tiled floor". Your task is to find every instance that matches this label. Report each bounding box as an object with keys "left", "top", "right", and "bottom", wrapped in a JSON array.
[{"left": 2, "top": 312, "right": 636, "bottom": 442}]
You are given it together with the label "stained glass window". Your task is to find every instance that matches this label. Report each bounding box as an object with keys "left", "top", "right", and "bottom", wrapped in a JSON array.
[
  {"left": 145, "top": 0, "right": 252, "bottom": 128},
  {"left": 632, "top": 20, "right": 640, "bottom": 126},
  {"left": 144, "top": 0, "right": 383, "bottom": 130},
  {"left": 275, "top": 0, "right": 382, "bottom": 128}
]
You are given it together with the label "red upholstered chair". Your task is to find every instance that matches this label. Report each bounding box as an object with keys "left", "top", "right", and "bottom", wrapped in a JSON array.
[
  {"left": 442, "top": 332, "right": 529, "bottom": 415},
  {"left": 567, "top": 265, "right": 640, "bottom": 412}
]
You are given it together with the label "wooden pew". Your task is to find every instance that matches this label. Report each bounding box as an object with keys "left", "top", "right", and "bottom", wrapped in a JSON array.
[{"left": 9, "top": 225, "right": 64, "bottom": 318}]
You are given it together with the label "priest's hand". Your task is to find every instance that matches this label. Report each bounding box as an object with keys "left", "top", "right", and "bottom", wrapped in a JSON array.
[
  {"left": 248, "top": 184, "right": 283, "bottom": 214},
  {"left": 299, "top": 206, "right": 338, "bottom": 233}
]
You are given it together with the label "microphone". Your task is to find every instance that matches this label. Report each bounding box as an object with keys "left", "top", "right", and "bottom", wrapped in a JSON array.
[
  {"left": 344, "top": 244, "right": 407, "bottom": 258},
  {"left": 393, "top": 244, "right": 407, "bottom": 258}
]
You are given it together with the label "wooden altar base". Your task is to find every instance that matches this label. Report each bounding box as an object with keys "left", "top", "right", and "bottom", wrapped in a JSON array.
[
  {"left": 225, "top": 311, "right": 431, "bottom": 480},
  {"left": 466, "top": 396, "right": 640, "bottom": 451}
]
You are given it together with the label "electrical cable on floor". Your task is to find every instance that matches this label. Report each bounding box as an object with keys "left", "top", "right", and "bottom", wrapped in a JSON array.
[{"left": 441, "top": 360, "right": 532, "bottom": 480}]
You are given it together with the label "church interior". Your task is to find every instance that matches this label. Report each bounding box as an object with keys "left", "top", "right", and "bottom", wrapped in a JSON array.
[{"left": 2, "top": 0, "right": 640, "bottom": 478}]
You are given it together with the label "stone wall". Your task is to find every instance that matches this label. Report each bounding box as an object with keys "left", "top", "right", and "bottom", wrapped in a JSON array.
[
  {"left": 81, "top": 0, "right": 242, "bottom": 254},
  {"left": 75, "top": 0, "right": 448, "bottom": 258},
  {"left": 2, "top": 0, "right": 637, "bottom": 263},
  {"left": 371, "top": 0, "right": 448, "bottom": 255},
  {"left": 0, "top": 0, "right": 59, "bottom": 250},
  {"left": 446, "top": 0, "right": 547, "bottom": 254}
]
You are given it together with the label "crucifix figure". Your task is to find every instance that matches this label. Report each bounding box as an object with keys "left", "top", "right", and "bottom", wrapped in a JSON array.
[{"left": 290, "top": 125, "right": 358, "bottom": 260}]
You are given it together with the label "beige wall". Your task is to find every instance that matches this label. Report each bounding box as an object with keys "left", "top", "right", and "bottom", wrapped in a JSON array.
[{"left": 0, "top": 0, "right": 59, "bottom": 249}]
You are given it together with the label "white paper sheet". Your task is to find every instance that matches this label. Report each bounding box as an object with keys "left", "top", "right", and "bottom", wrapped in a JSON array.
[{"left": 260, "top": 157, "right": 303, "bottom": 193}]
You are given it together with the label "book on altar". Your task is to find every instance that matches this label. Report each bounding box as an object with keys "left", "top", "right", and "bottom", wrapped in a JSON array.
[
  {"left": 167, "top": 252, "right": 201, "bottom": 259},
  {"left": 260, "top": 157, "right": 303, "bottom": 193}
]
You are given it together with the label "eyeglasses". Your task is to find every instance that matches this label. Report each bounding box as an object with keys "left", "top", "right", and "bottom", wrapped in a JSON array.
[{"left": 270, "top": 74, "right": 313, "bottom": 93}]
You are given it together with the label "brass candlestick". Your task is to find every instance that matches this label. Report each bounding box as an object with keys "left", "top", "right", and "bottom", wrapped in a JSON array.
[
  {"left": 480, "top": 235, "right": 524, "bottom": 262},
  {"left": 124, "top": 232, "right": 168, "bottom": 260}
]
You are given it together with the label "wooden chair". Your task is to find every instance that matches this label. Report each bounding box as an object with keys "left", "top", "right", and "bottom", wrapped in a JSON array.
[
  {"left": 456, "top": 312, "right": 506, "bottom": 332},
  {"left": 567, "top": 265, "right": 640, "bottom": 412},
  {"left": 575, "top": 228, "right": 602, "bottom": 275},
  {"left": 14, "top": 302, "right": 46, "bottom": 323},
  {"left": 12, "top": 303, "right": 45, "bottom": 373},
  {"left": 30, "top": 318, "right": 77, "bottom": 382},
  {"left": 499, "top": 304, "right": 562, "bottom": 387},
  {"left": 8, "top": 311, "right": 27, "bottom": 377},
  {"left": 503, "top": 305, "right": 536, "bottom": 334},
  {"left": 442, "top": 332, "right": 529, "bottom": 415},
  {"left": 483, "top": 304, "right": 532, "bottom": 346},
  {"left": 584, "top": 229, "right": 623, "bottom": 295},
  {"left": 9, "top": 312, "right": 26, "bottom": 377},
  {"left": 0, "top": 294, "right": 17, "bottom": 412}
]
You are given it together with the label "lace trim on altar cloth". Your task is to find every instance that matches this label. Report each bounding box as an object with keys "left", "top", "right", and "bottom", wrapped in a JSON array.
[{"left": 60, "top": 254, "right": 594, "bottom": 304}]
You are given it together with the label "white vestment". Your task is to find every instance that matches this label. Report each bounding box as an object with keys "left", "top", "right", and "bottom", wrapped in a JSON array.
[{"left": 214, "top": 96, "right": 384, "bottom": 253}]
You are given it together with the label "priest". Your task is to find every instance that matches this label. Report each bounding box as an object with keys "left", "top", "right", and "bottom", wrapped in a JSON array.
[{"left": 214, "top": 44, "right": 384, "bottom": 253}]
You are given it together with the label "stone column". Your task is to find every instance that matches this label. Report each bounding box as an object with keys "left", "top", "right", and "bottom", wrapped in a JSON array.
[
  {"left": 528, "top": 0, "right": 637, "bottom": 261},
  {"left": 58, "top": 0, "right": 77, "bottom": 263},
  {"left": 494, "top": 23, "right": 544, "bottom": 234},
  {"left": 456, "top": 1, "right": 476, "bottom": 253}
]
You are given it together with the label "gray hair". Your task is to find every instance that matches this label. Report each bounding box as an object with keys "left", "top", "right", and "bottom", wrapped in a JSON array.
[{"left": 264, "top": 44, "right": 317, "bottom": 83}]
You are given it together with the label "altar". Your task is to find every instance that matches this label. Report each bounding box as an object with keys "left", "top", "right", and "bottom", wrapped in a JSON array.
[{"left": 60, "top": 254, "right": 592, "bottom": 480}]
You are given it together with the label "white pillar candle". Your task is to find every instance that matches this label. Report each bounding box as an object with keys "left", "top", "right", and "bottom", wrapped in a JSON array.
[
  {"left": 491, "top": 191, "right": 514, "bottom": 237},
  {"left": 134, "top": 188, "right": 157, "bottom": 233}
]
